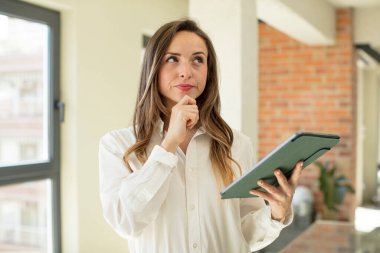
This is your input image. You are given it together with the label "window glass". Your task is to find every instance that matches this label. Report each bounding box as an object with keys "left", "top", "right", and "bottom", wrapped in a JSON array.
[
  {"left": 0, "top": 14, "right": 49, "bottom": 166},
  {"left": 0, "top": 180, "right": 52, "bottom": 253}
]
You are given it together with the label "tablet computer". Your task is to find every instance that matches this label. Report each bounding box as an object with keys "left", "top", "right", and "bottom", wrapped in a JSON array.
[{"left": 220, "top": 132, "right": 340, "bottom": 199}]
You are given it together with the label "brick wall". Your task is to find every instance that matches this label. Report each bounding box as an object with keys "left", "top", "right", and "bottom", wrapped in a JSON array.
[{"left": 258, "top": 9, "right": 356, "bottom": 220}]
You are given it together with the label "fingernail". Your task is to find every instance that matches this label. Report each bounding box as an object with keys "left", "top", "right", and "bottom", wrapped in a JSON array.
[{"left": 257, "top": 180, "right": 263, "bottom": 185}]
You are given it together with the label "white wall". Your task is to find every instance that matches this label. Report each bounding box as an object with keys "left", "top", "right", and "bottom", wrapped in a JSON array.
[
  {"left": 354, "top": 7, "right": 380, "bottom": 48},
  {"left": 23, "top": 0, "right": 188, "bottom": 252}
]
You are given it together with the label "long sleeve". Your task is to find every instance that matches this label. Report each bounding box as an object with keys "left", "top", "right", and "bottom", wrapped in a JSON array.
[
  {"left": 237, "top": 134, "right": 293, "bottom": 251},
  {"left": 99, "top": 131, "right": 178, "bottom": 238},
  {"left": 240, "top": 199, "right": 292, "bottom": 251}
]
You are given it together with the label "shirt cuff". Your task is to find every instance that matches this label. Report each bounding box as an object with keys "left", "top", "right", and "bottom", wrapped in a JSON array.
[
  {"left": 150, "top": 145, "right": 178, "bottom": 167},
  {"left": 265, "top": 206, "right": 294, "bottom": 229}
]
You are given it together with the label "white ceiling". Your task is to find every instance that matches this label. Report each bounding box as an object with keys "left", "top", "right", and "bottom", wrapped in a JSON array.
[{"left": 326, "top": 0, "right": 380, "bottom": 8}]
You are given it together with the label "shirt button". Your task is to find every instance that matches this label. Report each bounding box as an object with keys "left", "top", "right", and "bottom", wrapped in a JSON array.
[
  {"left": 190, "top": 204, "right": 195, "bottom": 210},
  {"left": 193, "top": 243, "right": 197, "bottom": 248}
]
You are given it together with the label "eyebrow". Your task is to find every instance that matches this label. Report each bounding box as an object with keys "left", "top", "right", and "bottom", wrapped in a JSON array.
[{"left": 165, "top": 51, "right": 207, "bottom": 56}]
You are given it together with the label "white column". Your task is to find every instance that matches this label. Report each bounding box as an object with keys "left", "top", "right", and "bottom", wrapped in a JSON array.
[
  {"left": 189, "top": 0, "right": 258, "bottom": 160},
  {"left": 362, "top": 68, "right": 380, "bottom": 203},
  {"left": 378, "top": 69, "right": 380, "bottom": 165}
]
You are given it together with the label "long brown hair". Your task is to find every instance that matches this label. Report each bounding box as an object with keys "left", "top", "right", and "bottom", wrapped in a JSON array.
[{"left": 124, "top": 19, "right": 241, "bottom": 187}]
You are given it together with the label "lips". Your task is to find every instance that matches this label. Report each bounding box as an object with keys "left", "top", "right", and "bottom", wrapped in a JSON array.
[{"left": 175, "top": 84, "right": 194, "bottom": 92}]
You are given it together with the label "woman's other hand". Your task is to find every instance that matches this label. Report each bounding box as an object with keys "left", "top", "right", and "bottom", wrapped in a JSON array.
[
  {"left": 249, "top": 161, "right": 303, "bottom": 223},
  {"left": 161, "top": 95, "right": 199, "bottom": 153}
]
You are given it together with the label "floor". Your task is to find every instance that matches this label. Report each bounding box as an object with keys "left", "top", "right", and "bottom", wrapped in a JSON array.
[
  {"left": 279, "top": 220, "right": 380, "bottom": 253},
  {"left": 258, "top": 207, "right": 380, "bottom": 253}
]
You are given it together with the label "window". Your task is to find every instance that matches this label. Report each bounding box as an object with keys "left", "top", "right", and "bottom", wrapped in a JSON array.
[{"left": 0, "top": 0, "right": 61, "bottom": 252}]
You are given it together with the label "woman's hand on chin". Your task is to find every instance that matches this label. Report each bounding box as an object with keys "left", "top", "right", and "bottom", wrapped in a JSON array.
[{"left": 161, "top": 95, "right": 199, "bottom": 153}]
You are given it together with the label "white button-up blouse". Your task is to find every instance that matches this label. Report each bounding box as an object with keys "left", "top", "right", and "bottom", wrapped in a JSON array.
[{"left": 99, "top": 122, "right": 291, "bottom": 253}]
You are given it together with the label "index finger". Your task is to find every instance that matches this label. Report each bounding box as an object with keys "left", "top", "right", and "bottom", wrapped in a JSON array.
[
  {"left": 290, "top": 161, "right": 303, "bottom": 186},
  {"left": 178, "top": 95, "right": 196, "bottom": 106}
]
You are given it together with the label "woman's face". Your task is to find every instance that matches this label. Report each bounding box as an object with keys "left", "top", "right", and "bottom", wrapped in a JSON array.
[{"left": 158, "top": 31, "right": 208, "bottom": 108}]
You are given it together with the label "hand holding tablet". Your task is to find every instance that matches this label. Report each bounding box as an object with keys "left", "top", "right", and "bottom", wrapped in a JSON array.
[{"left": 221, "top": 132, "right": 340, "bottom": 199}]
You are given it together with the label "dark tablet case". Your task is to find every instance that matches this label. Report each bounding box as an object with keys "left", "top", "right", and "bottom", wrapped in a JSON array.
[{"left": 220, "top": 132, "right": 340, "bottom": 199}]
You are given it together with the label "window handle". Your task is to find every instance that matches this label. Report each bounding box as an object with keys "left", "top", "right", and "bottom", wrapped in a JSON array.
[{"left": 54, "top": 100, "right": 65, "bottom": 123}]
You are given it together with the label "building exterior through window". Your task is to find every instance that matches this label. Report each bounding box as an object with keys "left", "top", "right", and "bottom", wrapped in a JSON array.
[{"left": 0, "top": 1, "right": 61, "bottom": 252}]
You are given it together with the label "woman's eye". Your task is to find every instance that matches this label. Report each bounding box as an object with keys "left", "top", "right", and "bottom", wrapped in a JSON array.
[
  {"left": 194, "top": 56, "right": 204, "bottom": 64},
  {"left": 166, "top": 56, "right": 178, "bottom": 63}
]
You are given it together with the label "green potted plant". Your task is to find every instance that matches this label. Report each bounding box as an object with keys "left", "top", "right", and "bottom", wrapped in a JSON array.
[{"left": 315, "top": 161, "right": 355, "bottom": 219}]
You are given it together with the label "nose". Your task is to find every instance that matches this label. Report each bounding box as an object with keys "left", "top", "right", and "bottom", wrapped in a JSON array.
[{"left": 179, "top": 62, "right": 192, "bottom": 79}]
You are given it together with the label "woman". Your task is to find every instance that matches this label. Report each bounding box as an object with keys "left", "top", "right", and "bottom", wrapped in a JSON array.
[{"left": 99, "top": 19, "right": 302, "bottom": 253}]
